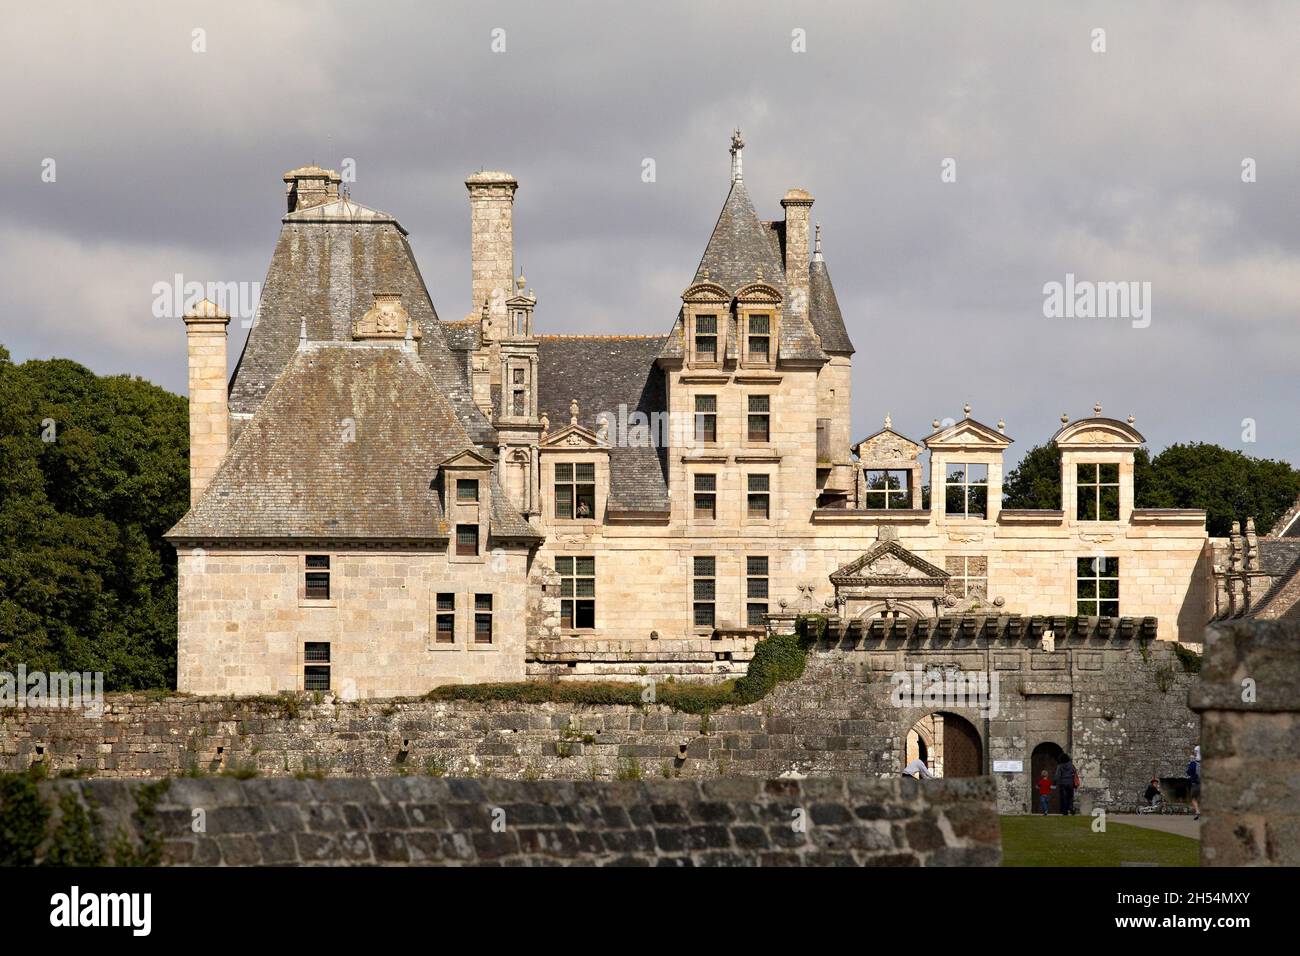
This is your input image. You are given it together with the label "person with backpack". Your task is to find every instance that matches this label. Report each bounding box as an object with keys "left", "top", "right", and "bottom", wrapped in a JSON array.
[
  {"left": 1187, "top": 745, "right": 1201, "bottom": 820},
  {"left": 1055, "top": 753, "right": 1079, "bottom": 815}
]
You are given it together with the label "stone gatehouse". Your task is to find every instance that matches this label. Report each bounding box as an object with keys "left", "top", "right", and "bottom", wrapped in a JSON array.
[{"left": 165, "top": 132, "right": 1221, "bottom": 700}]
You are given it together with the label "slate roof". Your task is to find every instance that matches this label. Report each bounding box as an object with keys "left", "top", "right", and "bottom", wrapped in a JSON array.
[
  {"left": 168, "top": 342, "right": 537, "bottom": 542},
  {"left": 537, "top": 335, "right": 670, "bottom": 514},
  {"left": 1258, "top": 538, "right": 1300, "bottom": 576},
  {"left": 228, "top": 212, "right": 495, "bottom": 446},
  {"left": 809, "top": 257, "right": 854, "bottom": 354},
  {"left": 659, "top": 180, "right": 826, "bottom": 363}
]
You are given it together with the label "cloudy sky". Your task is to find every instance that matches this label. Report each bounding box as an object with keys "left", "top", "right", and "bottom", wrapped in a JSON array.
[{"left": 2, "top": 0, "right": 1297, "bottom": 466}]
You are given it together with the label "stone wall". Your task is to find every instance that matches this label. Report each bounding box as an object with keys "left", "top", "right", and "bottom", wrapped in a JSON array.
[
  {"left": 33, "top": 775, "right": 1000, "bottom": 866},
  {"left": 1, "top": 636, "right": 1199, "bottom": 815},
  {"left": 1191, "top": 618, "right": 1300, "bottom": 865}
]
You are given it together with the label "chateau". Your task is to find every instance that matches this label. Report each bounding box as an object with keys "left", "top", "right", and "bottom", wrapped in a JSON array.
[{"left": 168, "top": 134, "right": 1247, "bottom": 700}]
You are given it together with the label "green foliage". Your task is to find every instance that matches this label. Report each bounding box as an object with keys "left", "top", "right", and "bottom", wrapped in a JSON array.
[
  {"left": 734, "top": 632, "right": 806, "bottom": 703},
  {"left": 1173, "top": 642, "right": 1202, "bottom": 674},
  {"left": 0, "top": 348, "right": 188, "bottom": 689},
  {"left": 0, "top": 769, "right": 51, "bottom": 866},
  {"left": 1153, "top": 664, "right": 1174, "bottom": 694},
  {"left": 1003, "top": 439, "right": 1300, "bottom": 537},
  {"left": 615, "top": 755, "right": 642, "bottom": 780},
  {"left": 110, "top": 779, "right": 170, "bottom": 867},
  {"left": 45, "top": 791, "right": 104, "bottom": 866}
]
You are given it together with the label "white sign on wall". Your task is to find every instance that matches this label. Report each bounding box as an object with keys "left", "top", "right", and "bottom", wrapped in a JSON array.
[{"left": 993, "top": 760, "right": 1024, "bottom": 773}]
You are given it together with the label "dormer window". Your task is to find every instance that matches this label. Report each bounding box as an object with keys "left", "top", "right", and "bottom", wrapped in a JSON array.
[
  {"left": 864, "top": 470, "right": 911, "bottom": 509},
  {"left": 944, "top": 462, "right": 988, "bottom": 518},
  {"left": 746, "top": 313, "right": 771, "bottom": 364},
  {"left": 1076, "top": 463, "right": 1120, "bottom": 520},
  {"left": 555, "top": 462, "right": 595, "bottom": 519},
  {"left": 456, "top": 524, "right": 479, "bottom": 556},
  {"left": 456, "top": 479, "right": 480, "bottom": 503},
  {"left": 694, "top": 315, "right": 718, "bottom": 363}
]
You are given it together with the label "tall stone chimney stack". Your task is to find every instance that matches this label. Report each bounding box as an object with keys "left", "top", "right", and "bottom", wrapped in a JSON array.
[
  {"left": 283, "top": 165, "right": 341, "bottom": 213},
  {"left": 183, "top": 299, "right": 230, "bottom": 504},
  {"left": 781, "top": 188, "right": 814, "bottom": 316},
  {"left": 464, "top": 171, "right": 518, "bottom": 330}
]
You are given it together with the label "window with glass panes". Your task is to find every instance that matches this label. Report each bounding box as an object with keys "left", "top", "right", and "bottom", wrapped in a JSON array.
[
  {"left": 1076, "top": 463, "right": 1120, "bottom": 520},
  {"left": 693, "top": 556, "right": 716, "bottom": 628},
  {"left": 746, "top": 556, "right": 769, "bottom": 626},
  {"left": 694, "top": 394, "right": 717, "bottom": 444},
  {"left": 554, "top": 462, "right": 596, "bottom": 519},
  {"left": 694, "top": 315, "right": 718, "bottom": 363},
  {"left": 435, "top": 593, "right": 455, "bottom": 644},
  {"left": 747, "top": 395, "right": 770, "bottom": 442},
  {"left": 456, "top": 524, "right": 479, "bottom": 556},
  {"left": 746, "top": 313, "right": 771, "bottom": 364},
  {"left": 556, "top": 556, "right": 596, "bottom": 629},
  {"left": 305, "top": 554, "right": 330, "bottom": 599},
  {"left": 1076, "top": 556, "right": 1119, "bottom": 617},
  {"left": 864, "top": 469, "right": 911, "bottom": 509},
  {"left": 474, "top": 594, "right": 493, "bottom": 643},
  {"left": 456, "top": 479, "right": 479, "bottom": 502},
  {"left": 747, "top": 473, "right": 770, "bottom": 519},
  {"left": 304, "top": 642, "right": 330, "bottom": 690},
  {"left": 944, "top": 462, "right": 988, "bottom": 518},
  {"left": 694, "top": 473, "right": 717, "bottom": 519}
]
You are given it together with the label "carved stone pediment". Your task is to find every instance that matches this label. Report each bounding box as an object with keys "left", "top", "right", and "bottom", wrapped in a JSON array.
[
  {"left": 830, "top": 540, "right": 949, "bottom": 586},
  {"left": 353, "top": 293, "right": 419, "bottom": 341},
  {"left": 855, "top": 428, "right": 921, "bottom": 463}
]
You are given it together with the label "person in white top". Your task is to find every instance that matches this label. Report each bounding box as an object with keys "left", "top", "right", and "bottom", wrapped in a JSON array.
[{"left": 901, "top": 758, "right": 935, "bottom": 779}]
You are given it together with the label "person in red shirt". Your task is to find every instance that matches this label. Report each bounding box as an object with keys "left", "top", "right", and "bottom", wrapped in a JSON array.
[{"left": 1037, "top": 770, "right": 1054, "bottom": 816}]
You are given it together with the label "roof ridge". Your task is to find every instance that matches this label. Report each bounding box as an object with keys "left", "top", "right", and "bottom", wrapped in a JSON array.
[{"left": 536, "top": 334, "right": 666, "bottom": 340}]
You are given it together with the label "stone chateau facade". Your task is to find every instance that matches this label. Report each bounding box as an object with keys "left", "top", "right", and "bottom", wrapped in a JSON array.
[{"left": 167, "top": 134, "right": 1230, "bottom": 702}]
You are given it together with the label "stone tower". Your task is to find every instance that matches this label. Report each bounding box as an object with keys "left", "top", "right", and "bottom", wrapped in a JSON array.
[
  {"left": 182, "top": 298, "right": 230, "bottom": 504},
  {"left": 496, "top": 272, "right": 543, "bottom": 517},
  {"left": 465, "top": 171, "right": 518, "bottom": 399}
]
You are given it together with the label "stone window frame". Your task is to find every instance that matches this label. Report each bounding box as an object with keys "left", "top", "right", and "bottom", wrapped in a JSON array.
[
  {"left": 735, "top": 283, "right": 781, "bottom": 371},
  {"left": 693, "top": 392, "right": 718, "bottom": 446},
  {"left": 453, "top": 523, "right": 481, "bottom": 561},
  {"left": 943, "top": 461, "right": 990, "bottom": 520},
  {"left": 429, "top": 592, "right": 459, "bottom": 651},
  {"left": 744, "top": 555, "right": 770, "bottom": 627},
  {"left": 469, "top": 592, "right": 497, "bottom": 651},
  {"left": 1076, "top": 462, "right": 1121, "bottom": 522},
  {"left": 944, "top": 555, "right": 988, "bottom": 601},
  {"left": 744, "top": 392, "right": 773, "bottom": 447},
  {"left": 298, "top": 552, "right": 338, "bottom": 608},
  {"left": 743, "top": 469, "right": 775, "bottom": 526},
  {"left": 863, "top": 468, "right": 912, "bottom": 510},
  {"left": 680, "top": 283, "right": 730, "bottom": 370},
  {"left": 692, "top": 554, "right": 717, "bottom": 632},
  {"left": 556, "top": 555, "right": 597, "bottom": 632},
  {"left": 554, "top": 461, "right": 597, "bottom": 522},
  {"left": 456, "top": 478, "right": 480, "bottom": 503},
  {"left": 303, "top": 641, "right": 331, "bottom": 691},
  {"left": 1076, "top": 555, "right": 1120, "bottom": 617},
  {"left": 692, "top": 471, "right": 718, "bottom": 524}
]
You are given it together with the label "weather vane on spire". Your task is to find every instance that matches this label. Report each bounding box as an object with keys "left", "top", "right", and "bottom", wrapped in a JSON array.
[{"left": 730, "top": 128, "right": 745, "bottom": 183}]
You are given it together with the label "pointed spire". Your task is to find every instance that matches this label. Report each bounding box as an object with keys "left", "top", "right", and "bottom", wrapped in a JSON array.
[
  {"left": 813, "top": 223, "right": 823, "bottom": 261},
  {"left": 730, "top": 128, "right": 745, "bottom": 183}
]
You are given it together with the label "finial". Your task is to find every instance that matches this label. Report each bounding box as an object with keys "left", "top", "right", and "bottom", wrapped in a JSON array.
[
  {"left": 1093, "top": 402, "right": 1103, "bottom": 417},
  {"left": 1246, "top": 517, "right": 1257, "bottom": 533},
  {"left": 569, "top": 398, "right": 579, "bottom": 426},
  {"left": 932, "top": 419, "right": 941, "bottom": 430},
  {"left": 597, "top": 416, "right": 609, "bottom": 442},
  {"left": 884, "top": 412, "right": 892, "bottom": 430},
  {"left": 997, "top": 420, "right": 1006, "bottom": 434},
  {"left": 963, "top": 403, "right": 971, "bottom": 418},
  {"left": 729, "top": 128, "right": 745, "bottom": 183},
  {"left": 1127, "top": 414, "right": 1135, "bottom": 424},
  {"left": 516, "top": 270, "right": 526, "bottom": 293},
  {"left": 813, "top": 223, "right": 823, "bottom": 261},
  {"left": 540, "top": 413, "right": 550, "bottom": 437},
  {"left": 755, "top": 266, "right": 763, "bottom": 282},
  {"left": 701, "top": 267, "right": 710, "bottom": 281},
  {"left": 299, "top": 316, "right": 307, "bottom": 344},
  {"left": 1061, "top": 413, "right": 1070, "bottom": 424}
]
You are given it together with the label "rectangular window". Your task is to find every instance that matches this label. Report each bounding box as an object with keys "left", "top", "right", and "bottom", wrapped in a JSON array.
[
  {"left": 305, "top": 554, "right": 330, "bottom": 599},
  {"left": 944, "top": 462, "right": 988, "bottom": 518},
  {"left": 694, "top": 314, "right": 718, "bottom": 363},
  {"left": 693, "top": 556, "right": 716, "bottom": 628},
  {"left": 435, "top": 593, "right": 455, "bottom": 644},
  {"left": 746, "top": 556, "right": 769, "bottom": 627},
  {"left": 944, "top": 556, "right": 988, "bottom": 601},
  {"left": 556, "top": 556, "right": 596, "bottom": 629},
  {"left": 474, "top": 593, "right": 494, "bottom": 644},
  {"left": 747, "top": 473, "right": 770, "bottom": 520},
  {"left": 456, "top": 524, "right": 479, "bottom": 556},
  {"left": 456, "top": 479, "right": 479, "bottom": 502},
  {"left": 864, "top": 469, "right": 911, "bottom": 509},
  {"left": 693, "top": 473, "right": 717, "bottom": 520},
  {"left": 512, "top": 390, "right": 525, "bottom": 416},
  {"left": 747, "top": 395, "right": 770, "bottom": 443},
  {"left": 1076, "top": 463, "right": 1120, "bottom": 521},
  {"left": 1076, "top": 556, "right": 1120, "bottom": 617},
  {"left": 554, "top": 462, "right": 596, "bottom": 519},
  {"left": 747, "top": 313, "right": 771, "bottom": 364},
  {"left": 694, "top": 394, "right": 717, "bottom": 444},
  {"left": 304, "top": 642, "right": 330, "bottom": 691}
]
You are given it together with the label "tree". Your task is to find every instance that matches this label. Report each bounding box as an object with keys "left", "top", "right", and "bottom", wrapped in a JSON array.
[{"left": 0, "top": 348, "right": 188, "bottom": 689}]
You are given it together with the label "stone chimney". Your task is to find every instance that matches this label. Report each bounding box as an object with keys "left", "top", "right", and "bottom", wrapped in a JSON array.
[
  {"left": 464, "top": 171, "right": 518, "bottom": 327},
  {"left": 283, "top": 165, "right": 341, "bottom": 213},
  {"left": 183, "top": 299, "right": 230, "bottom": 504},
  {"left": 781, "top": 188, "right": 814, "bottom": 316}
]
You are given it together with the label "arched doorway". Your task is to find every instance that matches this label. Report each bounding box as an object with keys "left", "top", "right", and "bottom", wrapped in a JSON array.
[
  {"left": 1031, "top": 741, "right": 1065, "bottom": 814},
  {"left": 904, "top": 712, "right": 983, "bottom": 777}
]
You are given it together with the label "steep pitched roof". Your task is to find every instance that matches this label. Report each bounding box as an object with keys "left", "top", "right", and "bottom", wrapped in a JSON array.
[
  {"left": 228, "top": 215, "right": 494, "bottom": 447},
  {"left": 809, "top": 257, "right": 854, "bottom": 354},
  {"left": 537, "top": 335, "right": 670, "bottom": 514},
  {"left": 168, "top": 342, "right": 534, "bottom": 542}
]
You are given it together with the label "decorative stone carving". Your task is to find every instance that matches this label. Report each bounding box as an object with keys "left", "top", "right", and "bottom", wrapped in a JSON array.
[{"left": 353, "top": 293, "right": 419, "bottom": 341}]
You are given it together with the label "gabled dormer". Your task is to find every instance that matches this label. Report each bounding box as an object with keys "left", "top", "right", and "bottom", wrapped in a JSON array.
[
  {"left": 538, "top": 402, "right": 612, "bottom": 526},
  {"left": 923, "top": 407, "right": 1013, "bottom": 524},
  {"left": 680, "top": 279, "right": 729, "bottom": 369},
  {"left": 1053, "top": 406, "right": 1144, "bottom": 526},
  {"left": 438, "top": 449, "right": 494, "bottom": 561},
  {"left": 853, "top": 417, "right": 924, "bottom": 511},
  {"left": 735, "top": 279, "right": 781, "bottom": 370}
]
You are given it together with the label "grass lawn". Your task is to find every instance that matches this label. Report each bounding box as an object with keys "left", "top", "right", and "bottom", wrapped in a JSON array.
[{"left": 1000, "top": 815, "right": 1199, "bottom": 867}]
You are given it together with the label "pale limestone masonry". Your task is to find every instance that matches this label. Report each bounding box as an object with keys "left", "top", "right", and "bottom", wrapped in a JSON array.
[
  {"left": 182, "top": 299, "right": 229, "bottom": 504},
  {"left": 31, "top": 776, "right": 1002, "bottom": 867}
]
